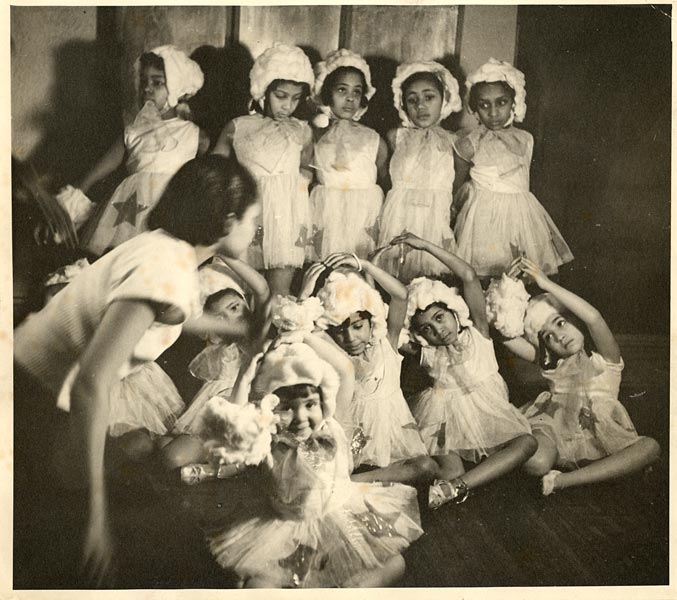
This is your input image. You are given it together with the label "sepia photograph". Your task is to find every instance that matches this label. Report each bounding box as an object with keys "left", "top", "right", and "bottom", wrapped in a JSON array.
[{"left": 7, "top": 2, "right": 672, "bottom": 595}]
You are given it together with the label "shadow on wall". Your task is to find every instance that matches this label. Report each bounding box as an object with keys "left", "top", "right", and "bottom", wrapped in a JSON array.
[
  {"left": 188, "top": 43, "right": 255, "bottom": 147},
  {"left": 28, "top": 39, "right": 123, "bottom": 195}
]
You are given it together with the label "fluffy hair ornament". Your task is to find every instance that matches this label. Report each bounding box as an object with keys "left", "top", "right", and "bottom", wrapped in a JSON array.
[
  {"left": 484, "top": 274, "right": 531, "bottom": 338},
  {"left": 391, "top": 61, "right": 462, "bottom": 127},
  {"left": 312, "top": 48, "right": 376, "bottom": 127},
  {"left": 465, "top": 57, "right": 527, "bottom": 124},
  {"left": 271, "top": 295, "right": 324, "bottom": 333}
]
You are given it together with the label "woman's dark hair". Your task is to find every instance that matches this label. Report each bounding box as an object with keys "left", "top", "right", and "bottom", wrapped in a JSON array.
[
  {"left": 275, "top": 383, "right": 323, "bottom": 404},
  {"left": 320, "top": 66, "right": 369, "bottom": 109},
  {"left": 401, "top": 71, "right": 445, "bottom": 103},
  {"left": 468, "top": 80, "right": 515, "bottom": 113},
  {"left": 148, "top": 154, "right": 258, "bottom": 246},
  {"left": 138, "top": 52, "right": 165, "bottom": 74},
  {"left": 251, "top": 79, "right": 311, "bottom": 117}
]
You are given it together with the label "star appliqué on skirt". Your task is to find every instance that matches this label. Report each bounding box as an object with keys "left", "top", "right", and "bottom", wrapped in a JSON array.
[{"left": 113, "top": 192, "right": 148, "bottom": 227}]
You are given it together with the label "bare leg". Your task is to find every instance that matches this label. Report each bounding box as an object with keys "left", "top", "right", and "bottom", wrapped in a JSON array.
[
  {"left": 552, "top": 436, "right": 660, "bottom": 492},
  {"left": 522, "top": 432, "right": 559, "bottom": 477},
  {"left": 433, "top": 453, "right": 466, "bottom": 480},
  {"left": 266, "top": 267, "right": 295, "bottom": 297},
  {"left": 160, "top": 434, "right": 207, "bottom": 470},
  {"left": 350, "top": 456, "right": 438, "bottom": 486},
  {"left": 114, "top": 429, "right": 154, "bottom": 462},
  {"left": 460, "top": 434, "right": 537, "bottom": 490},
  {"left": 344, "top": 555, "right": 406, "bottom": 588}
]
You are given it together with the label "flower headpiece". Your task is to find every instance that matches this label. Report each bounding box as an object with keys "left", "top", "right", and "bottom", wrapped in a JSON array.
[
  {"left": 401, "top": 277, "right": 472, "bottom": 347},
  {"left": 392, "top": 61, "right": 462, "bottom": 127},
  {"left": 465, "top": 58, "right": 527, "bottom": 124},
  {"left": 485, "top": 274, "right": 531, "bottom": 338},
  {"left": 250, "top": 342, "right": 340, "bottom": 420},
  {"left": 135, "top": 45, "right": 204, "bottom": 111},
  {"left": 271, "top": 295, "right": 324, "bottom": 333},
  {"left": 523, "top": 293, "right": 566, "bottom": 347},
  {"left": 313, "top": 49, "right": 376, "bottom": 126},
  {"left": 315, "top": 272, "right": 388, "bottom": 341},
  {"left": 249, "top": 43, "right": 314, "bottom": 112}
]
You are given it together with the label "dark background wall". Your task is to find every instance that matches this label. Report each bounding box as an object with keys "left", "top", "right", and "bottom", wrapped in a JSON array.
[{"left": 11, "top": 5, "right": 670, "bottom": 335}]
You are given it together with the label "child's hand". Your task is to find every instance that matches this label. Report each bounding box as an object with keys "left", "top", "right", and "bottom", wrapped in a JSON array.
[
  {"left": 368, "top": 245, "right": 389, "bottom": 262},
  {"left": 324, "top": 252, "right": 361, "bottom": 271},
  {"left": 298, "top": 261, "right": 327, "bottom": 300},
  {"left": 519, "top": 257, "right": 551, "bottom": 289},
  {"left": 390, "top": 232, "right": 428, "bottom": 250},
  {"left": 270, "top": 331, "right": 305, "bottom": 349},
  {"left": 507, "top": 256, "right": 522, "bottom": 279}
]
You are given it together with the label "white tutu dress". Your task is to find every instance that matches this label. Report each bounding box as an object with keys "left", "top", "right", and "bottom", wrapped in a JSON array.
[
  {"left": 310, "top": 120, "right": 383, "bottom": 260},
  {"left": 377, "top": 126, "right": 457, "bottom": 282},
  {"left": 344, "top": 338, "right": 428, "bottom": 469},
  {"left": 208, "top": 418, "right": 423, "bottom": 588},
  {"left": 232, "top": 114, "right": 311, "bottom": 270},
  {"left": 520, "top": 352, "right": 639, "bottom": 469},
  {"left": 453, "top": 125, "right": 573, "bottom": 276},
  {"left": 172, "top": 342, "right": 243, "bottom": 435},
  {"left": 412, "top": 326, "right": 531, "bottom": 462},
  {"left": 81, "top": 116, "right": 200, "bottom": 256}
]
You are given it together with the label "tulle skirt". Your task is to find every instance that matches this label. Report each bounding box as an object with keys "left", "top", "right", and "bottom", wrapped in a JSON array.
[
  {"left": 454, "top": 184, "right": 573, "bottom": 277},
  {"left": 172, "top": 380, "right": 234, "bottom": 436},
  {"left": 248, "top": 173, "right": 310, "bottom": 270},
  {"left": 80, "top": 171, "right": 173, "bottom": 257},
  {"left": 377, "top": 187, "right": 456, "bottom": 282},
  {"left": 310, "top": 185, "right": 383, "bottom": 261},
  {"left": 108, "top": 362, "right": 184, "bottom": 437},
  {"left": 208, "top": 480, "right": 422, "bottom": 588},
  {"left": 412, "top": 376, "right": 531, "bottom": 462},
  {"left": 521, "top": 391, "right": 640, "bottom": 468},
  {"left": 344, "top": 392, "right": 428, "bottom": 469}
]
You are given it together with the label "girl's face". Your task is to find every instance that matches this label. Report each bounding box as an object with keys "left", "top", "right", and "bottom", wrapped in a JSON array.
[
  {"left": 328, "top": 312, "right": 372, "bottom": 356},
  {"left": 266, "top": 81, "right": 305, "bottom": 121},
  {"left": 475, "top": 82, "right": 514, "bottom": 130},
  {"left": 330, "top": 71, "right": 364, "bottom": 120},
  {"left": 275, "top": 390, "right": 323, "bottom": 441},
  {"left": 539, "top": 313, "right": 585, "bottom": 358},
  {"left": 412, "top": 304, "right": 459, "bottom": 347},
  {"left": 139, "top": 64, "right": 169, "bottom": 112},
  {"left": 209, "top": 290, "right": 248, "bottom": 321},
  {"left": 216, "top": 202, "right": 261, "bottom": 258},
  {"left": 404, "top": 79, "right": 443, "bottom": 128}
]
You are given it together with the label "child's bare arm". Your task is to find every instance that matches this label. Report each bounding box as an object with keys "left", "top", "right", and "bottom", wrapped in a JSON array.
[
  {"left": 502, "top": 336, "right": 537, "bottom": 363},
  {"left": 390, "top": 233, "right": 489, "bottom": 337},
  {"left": 375, "top": 136, "right": 390, "bottom": 188},
  {"left": 212, "top": 121, "right": 235, "bottom": 157},
  {"left": 215, "top": 255, "right": 270, "bottom": 307},
  {"left": 77, "top": 136, "right": 126, "bottom": 194},
  {"left": 197, "top": 128, "right": 211, "bottom": 155},
  {"left": 519, "top": 257, "right": 620, "bottom": 363}
]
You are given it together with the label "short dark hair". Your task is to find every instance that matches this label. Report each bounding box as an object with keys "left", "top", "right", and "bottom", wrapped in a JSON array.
[
  {"left": 148, "top": 154, "right": 258, "bottom": 246},
  {"left": 401, "top": 71, "right": 445, "bottom": 102},
  {"left": 138, "top": 51, "right": 165, "bottom": 74},
  {"left": 320, "top": 66, "right": 369, "bottom": 109},
  {"left": 468, "top": 80, "right": 515, "bottom": 113},
  {"left": 275, "top": 383, "right": 322, "bottom": 404},
  {"left": 252, "top": 79, "right": 311, "bottom": 117}
]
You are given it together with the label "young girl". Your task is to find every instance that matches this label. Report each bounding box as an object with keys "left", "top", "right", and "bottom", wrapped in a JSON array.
[
  {"left": 377, "top": 61, "right": 462, "bottom": 282},
  {"left": 13, "top": 155, "right": 259, "bottom": 584},
  {"left": 503, "top": 257, "right": 660, "bottom": 495},
  {"left": 205, "top": 334, "right": 423, "bottom": 588},
  {"left": 56, "top": 45, "right": 207, "bottom": 257},
  {"left": 453, "top": 58, "right": 573, "bottom": 277},
  {"left": 309, "top": 254, "right": 437, "bottom": 487},
  {"left": 309, "top": 49, "right": 387, "bottom": 259},
  {"left": 212, "top": 43, "right": 315, "bottom": 297},
  {"left": 161, "top": 255, "right": 270, "bottom": 471},
  {"left": 393, "top": 233, "right": 536, "bottom": 509}
]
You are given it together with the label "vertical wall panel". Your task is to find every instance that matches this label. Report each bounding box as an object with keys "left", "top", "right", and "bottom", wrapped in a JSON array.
[
  {"left": 116, "top": 6, "right": 232, "bottom": 122},
  {"left": 238, "top": 6, "right": 341, "bottom": 63}
]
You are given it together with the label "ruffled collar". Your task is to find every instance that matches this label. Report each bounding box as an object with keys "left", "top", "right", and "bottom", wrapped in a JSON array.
[
  {"left": 474, "top": 124, "right": 527, "bottom": 157},
  {"left": 274, "top": 423, "right": 337, "bottom": 456},
  {"left": 404, "top": 125, "right": 455, "bottom": 153},
  {"left": 548, "top": 350, "right": 604, "bottom": 380}
]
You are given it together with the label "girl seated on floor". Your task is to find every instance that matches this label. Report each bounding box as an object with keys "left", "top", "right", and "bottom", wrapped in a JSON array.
[
  {"left": 503, "top": 257, "right": 660, "bottom": 495},
  {"left": 203, "top": 332, "right": 423, "bottom": 588}
]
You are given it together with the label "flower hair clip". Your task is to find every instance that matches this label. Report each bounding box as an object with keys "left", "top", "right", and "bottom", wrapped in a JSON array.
[
  {"left": 484, "top": 273, "right": 531, "bottom": 338},
  {"left": 271, "top": 295, "right": 324, "bottom": 333}
]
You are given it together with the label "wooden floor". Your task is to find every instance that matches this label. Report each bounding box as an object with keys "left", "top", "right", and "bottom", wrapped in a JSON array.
[{"left": 13, "top": 335, "right": 670, "bottom": 589}]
